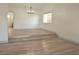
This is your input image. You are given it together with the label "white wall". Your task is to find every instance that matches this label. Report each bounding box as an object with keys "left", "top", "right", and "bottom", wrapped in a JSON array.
[
  {"left": 39, "top": 4, "right": 79, "bottom": 44},
  {"left": 0, "top": 4, "right": 8, "bottom": 43},
  {"left": 14, "top": 11, "right": 39, "bottom": 29}
]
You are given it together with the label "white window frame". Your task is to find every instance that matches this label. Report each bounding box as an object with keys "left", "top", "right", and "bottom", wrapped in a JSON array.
[{"left": 43, "top": 13, "right": 52, "bottom": 23}]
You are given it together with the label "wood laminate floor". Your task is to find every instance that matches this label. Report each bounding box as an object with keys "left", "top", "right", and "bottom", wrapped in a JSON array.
[{"left": 0, "top": 28, "right": 79, "bottom": 55}]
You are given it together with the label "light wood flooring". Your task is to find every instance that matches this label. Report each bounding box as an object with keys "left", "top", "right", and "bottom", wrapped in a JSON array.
[{"left": 0, "top": 28, "right": 79, "bottom": 55}]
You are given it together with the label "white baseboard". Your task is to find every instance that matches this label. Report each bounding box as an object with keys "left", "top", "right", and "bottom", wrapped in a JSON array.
[
  {"left": 57, "top": 35, "right": 79, "bottom": 45},
  {"left": 0, "top": 41, "right": 8, "bottom": 43}
]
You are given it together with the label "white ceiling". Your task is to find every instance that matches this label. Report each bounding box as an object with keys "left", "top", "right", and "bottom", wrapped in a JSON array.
[
  {"left": 8, "top": 3, "right": 45, "bottom": 10},
  {"left": 8, "top": 3, "right": 47, "bottom": 13},
  {"left": 8, "top": 3, "right": 79, "bottom": 14}
]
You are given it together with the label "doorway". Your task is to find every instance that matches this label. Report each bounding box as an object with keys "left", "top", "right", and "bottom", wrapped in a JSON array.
[{"left": 7, "top": 12, "right": 14, "bottom": 36}]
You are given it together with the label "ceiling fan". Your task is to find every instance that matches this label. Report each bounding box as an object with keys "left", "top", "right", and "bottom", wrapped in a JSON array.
[{"left": 24, "top": 4, "right": 36, "bottom": 14}]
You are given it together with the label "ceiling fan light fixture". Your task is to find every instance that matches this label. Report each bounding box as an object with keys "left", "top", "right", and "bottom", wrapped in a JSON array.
[
  {"left": 25, "top": 4, "right": 36, "bottom": 14},
  {"left": 26, "top": 10, "right": 35, "bottom": 14}
]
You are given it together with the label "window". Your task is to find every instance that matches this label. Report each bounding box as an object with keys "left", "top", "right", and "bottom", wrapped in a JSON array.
[{"left": 43, "top": 13, "right": 52, "bottom": 23}]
